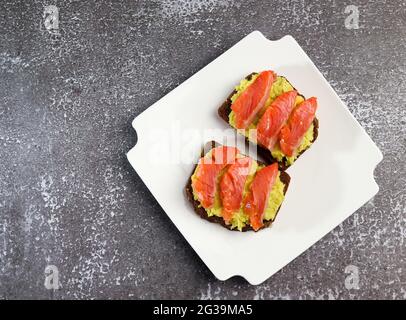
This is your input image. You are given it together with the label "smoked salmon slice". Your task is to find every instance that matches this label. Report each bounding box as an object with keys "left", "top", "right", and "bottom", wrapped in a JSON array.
[
  {"left": 231, "top": 70, "right": 276, "bottom": 129},
  {"left": 192, "top": 146, "right": 238, "bottom": 209},
  {"left": 219, "top": 157, "right": 253, "bottom": 224},
  {"left": 279, "top": 97, "right": 318, "bottom": 157},
  {"left": 244, "top": 163, "right": 278, "bottom": 231},
  {"left": 256, "top": 90, "right": 297, "bottom": 150}
]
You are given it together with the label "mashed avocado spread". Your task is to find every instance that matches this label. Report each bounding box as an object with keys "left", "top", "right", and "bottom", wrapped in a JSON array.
[
  {"left": 191, "top": 156, "right": 286, "bottom": 231},
  {"left": 228, "top": 74, "right": 314, "bottom": 166}
]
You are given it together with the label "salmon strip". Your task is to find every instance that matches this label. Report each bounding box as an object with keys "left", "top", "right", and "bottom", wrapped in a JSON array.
[
  {"left": 244, "top": 163, "right": 279, "bottom": 231},
  {"left": 256, "top": 90, "right": 297, "bottom": 150},
  {"left": 192, "top": 146, "right": 239, "bottom": 209},
  {"left": 219, "top": 157, "right": 253, "bottom": 224},
  {"left": 279, "top": 97, "right": 318, "bottom": 157},
  {"left": 231, "top": 70, "right": 276, "bottom": 129}
]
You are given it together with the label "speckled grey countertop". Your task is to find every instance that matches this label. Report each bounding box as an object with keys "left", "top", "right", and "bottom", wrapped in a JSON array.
[{"left": 0, "top": 0, "right": 405, "bottom": 300}]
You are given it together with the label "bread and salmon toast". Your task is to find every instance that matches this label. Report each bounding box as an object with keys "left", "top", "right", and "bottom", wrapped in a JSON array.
[
  {"left": 185, "top": 70, "right": 319, "bottom": 232},
  {"left": 218, "top": 71, "right": 319, "bottom": 170},
  {"left": 185, "top": 141, "right": 291, "bottom": 232}
]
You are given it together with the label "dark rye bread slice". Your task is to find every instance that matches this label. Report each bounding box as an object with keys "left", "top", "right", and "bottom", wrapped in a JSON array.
[
  {"left": 218, "top": 73, "right": 319, "bottom": 170},
  {"left": 184, "top": 141, "right": 291, "bottom": 232}
]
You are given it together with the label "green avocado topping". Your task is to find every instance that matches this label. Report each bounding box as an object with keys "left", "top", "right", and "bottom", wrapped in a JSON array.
[
  {"left": 228, "top": 74, "right": 314, "bottom": 165},
  {"left": 263, "top": 173, "right": 285, "bottom": 221},
  {"left": 230, "top": 210, "right": 250, "bottom": 231}
]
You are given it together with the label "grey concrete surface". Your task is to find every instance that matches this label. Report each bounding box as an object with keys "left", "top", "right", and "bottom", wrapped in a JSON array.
[{"left": 0, "top": 0, "right": 405, "bottom": 299}]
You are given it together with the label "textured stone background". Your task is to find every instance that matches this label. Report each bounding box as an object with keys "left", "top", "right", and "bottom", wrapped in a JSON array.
[{"left": 0, "top": 0, "right": 405, "bottom": 299}]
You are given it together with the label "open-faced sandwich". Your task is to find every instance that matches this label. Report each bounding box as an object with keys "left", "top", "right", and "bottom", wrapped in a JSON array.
[
  {"left": 185, "top": 142, "right": 291, "bottom": 232},
  {"left": 218, "top": 71, "right": 319, "bottom": 169}
]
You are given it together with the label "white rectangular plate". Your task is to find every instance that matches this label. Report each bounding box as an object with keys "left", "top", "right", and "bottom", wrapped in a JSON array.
[{"left": 127, "top": 31, "right": 382, "bottom": 285}]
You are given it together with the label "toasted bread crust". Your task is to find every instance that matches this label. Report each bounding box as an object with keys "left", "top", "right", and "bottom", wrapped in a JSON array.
[
  {"left": 217, "top": 74, "right": 319, "bottom": 170},
  {"left": 184, "top": 141, "right": 291, "bottom": 232}
]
